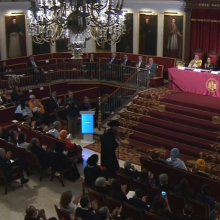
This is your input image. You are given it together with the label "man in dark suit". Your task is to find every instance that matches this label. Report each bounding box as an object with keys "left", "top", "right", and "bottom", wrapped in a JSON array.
[
  {"left": 145, "top": 57, "right": 158, "bottom": 88},
  {"left": 179, "top": 203, "right": 197, "bottom": 220},
  {"left": 107, "top": 53, "right": 118, "bottom": 80},
  {"left": 76, "top": 196, "right": 101, "bottom": 220},
  {"left": 27, "top": 55, "right": 44, "bottom": 85},
  {"left": 136, "top": 55, "right": 146, "bottom": 86},
  {"left": 48, "top": 91, "right": 62, "bottom": 113},
  {"left": 136, "top": 55, "right": 146, "bottom": 69},
  {"left": 128, "top": 188, "right": 150, "bottom": 211},
  {"left": 119, "top": 54, "right": 132, "bottom": 82},
  {"left": 118, "top": 160, "right": 139, "bottom": 179},
  {"left": 157, "top": 173, "right": 177, "bottom": 193},
  {"left": 92, "top": 177, "right": 110, "bottom": 195}
]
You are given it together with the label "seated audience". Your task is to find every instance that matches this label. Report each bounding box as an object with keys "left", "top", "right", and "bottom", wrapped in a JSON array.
[
  {"left": 81, "top": 96, "right": 91, "bottom": 111},
  {"left": 87, "top": 53, "right": 98, "bottom": 79},
  {"left": 47, "top": 121, "right": 61, "bottom": 138},
  {"left": 145, "top": 57, "right": 158, "bottom": 88},
  {"left": 8, "top": 130, "right": 18, "bottom": 145},
  {"left": 12, "top": 85, "right": 24, "bottom": 104},
  {"left": 1, "top": 88, "right": 13, "bottom": 105},
  {"left": 137, "top": 168, "right": 155, "bottom": 185},
  {"left": 204, "top": 57, "right": 214, "bottom": 70},
  {"left": 92, "top": 177, "right": 111, "bottom": 195},
  {"left": 188, "top": 54, "right": 202, "bottom": 68},
  {"left": 98, "top": 206, "right": 122, "bottom": 220},
  {"left": 136, "top": 55, "right": 146, "bottom": 69},
  {"left": 24, "top": 205, "right": 57, "bottom": 220},
  {"left": 150, "top": 152, "right": 167, "bottom": 165},
  {"left": 192, "top": 159, "right": 210, "bottom": 178},
  {"left": 28, "top": 138, "right": 51, "bottom": 168},
  {"left": 75, "top": 196, "right": 100, "bottom": 220},
  {"left": 48, "top": 91, "right": 62, "bottom": 113},
  {"left": 84, "top": 154, "right": 103, "bottom": 186},
  {"left": 0, "top": 61, "right": 13, "bottom": 88},
  {"left": 17, "top": 133, "right": 29, "bottom": 150},
  {"left": 179, "top": 203, "right": 197, "bottom": 220},
  {"left": 128, "top": 188, "right": 149, "bottom": 211},
  {"left": 15, "top": 98, "right": 33, "bottom": 121},
  {"left": 0, "top": 148, "right": 29, "bottom": 183},
  {"left": 0, "top": 127, "right": 9, "bottom": 141},
  {"left": 110, "top": 179, "right": 128, "bottom": 202},
  {"left": 118, "top": 160, "right": 139, "bottom": 179},
  {"left": 176, "top": 179, "right": 194, "bottom": 199},
  {"left": 158, "top": 173, "right": 177, "bottom": 193},
  {"left": 150, "top": 195, "right": 174, "bottom": 220},
  {"left": 35, "top": 119, "right": 46, "bottom": 132},
  {"left": 165, "top": 148, "right": 188, "bottom": 171},
  {"left": 59, "top": 190, "right": 81, "bottom": 213},
  {"left": 21, "top": 116, "right": 33, "bottom": 129},
  {"left": 49, "top": 141, "right": 80, "bottom": 181}
]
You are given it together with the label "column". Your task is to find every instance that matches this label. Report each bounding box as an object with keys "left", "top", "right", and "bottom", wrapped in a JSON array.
[{"left": 133, "top": 13, "right": 138, "bottom": 54}]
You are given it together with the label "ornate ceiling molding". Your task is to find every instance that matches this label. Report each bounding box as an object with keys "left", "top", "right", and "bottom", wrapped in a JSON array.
[{"left": 184, "top": 0, "right": 220, "bottom": 9}]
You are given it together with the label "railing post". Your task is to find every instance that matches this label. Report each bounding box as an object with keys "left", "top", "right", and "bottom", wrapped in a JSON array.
[{"left": 98, "top": 96, "right": 102, "bottom": 131}]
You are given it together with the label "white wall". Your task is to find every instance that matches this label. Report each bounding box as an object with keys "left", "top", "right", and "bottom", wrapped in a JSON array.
[{"left": 0, "top": 1, "right": 185, "bottom": 60}]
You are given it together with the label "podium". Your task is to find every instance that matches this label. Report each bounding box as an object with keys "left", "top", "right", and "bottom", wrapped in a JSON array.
[{"left": 80, "top": 111, "right": 95, "bottom": 144}]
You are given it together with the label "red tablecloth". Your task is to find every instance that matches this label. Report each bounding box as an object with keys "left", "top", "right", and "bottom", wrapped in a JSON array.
[{"left": 168, "top": 67, "right": 220, "bottom": 98}]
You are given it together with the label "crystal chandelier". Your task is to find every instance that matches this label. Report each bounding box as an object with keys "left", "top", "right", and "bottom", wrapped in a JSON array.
[{"left": 27, "top": 0, "right": 126, "bottom": 57}]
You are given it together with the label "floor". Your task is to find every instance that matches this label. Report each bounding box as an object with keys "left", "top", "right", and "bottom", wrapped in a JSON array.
[{"left": 0, "top": 133, "right": 141, "bottom": 220}]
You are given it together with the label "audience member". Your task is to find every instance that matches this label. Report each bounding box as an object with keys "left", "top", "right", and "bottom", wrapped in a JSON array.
[
  {"left": 179, "top": 203, "right": 197, "bottom": 220},
  {"left": 47, "top": 121, "right": 61, "bottom": 138},
  {"left": 22, "top": 116, "right": 33, "bottom": 129},
  {"left": 136, "top": 55, "right": 146, "bottom": 68},
  {"left": 92, "top": 177, "right": 111, "bottom": 195},
  {"left": 120, "top": 54, "right": 132, "bottom": 82},
  {"left": 98, "top": 206, "right": 122, "bottom": 220},
  {"left": 1, "top": 88, "right": 14, "bottom": 105},
  {"left": 118, "top": 160, "right": 139, "bottom": 179},
  {"left": 24, "top": 205, "right": 57, "bottom": 220},
  {"left": 0, "top": 148, "right": 29, "bottom": 183},
  {"left": 158, "top": 173, "right": 177, "bottom": 193},
  {"left": 17, "top": 133, "right": 29, "bottom": 150},
  {"left": 0, "top": 61, "right": 13, "bottom": 88},
  {"left": 150, "top": 195, "right": 174, "bottom": 219},
  {"left": 87, "top": 53, "right": 98, "bottom": 79},
  {"left": 176, "top": 179, "right": 194, "bottom": 199},
  {"left": 64, "top": 91, "right": 80, "bottom": 138},
  {"left": 58, "top": 130, "right": 77, "bottom": 150},
  {"left": 128, "top": 188, "right": 149, "bottom": 211},
  {"left": 35, "top": 119, "right": 46, "bottom": 132},
  {"left": 193, "top": 159, "right": 210, "bottom": 178},
  {"left": 107, "top": 53, "right": 118, "bottom": 80},
  {"left": 15, "top": 98, "right": 33, "bottom": 121},
  {"left": 150, "top": 152, "right": 167, "bottom": 165},
  {"left": 8, "top": 130, "right": 18, "bottom": 144},
  {"left": 84, "top": 154, "right": 103, "bottom": 186},
  {"left": 75, "top": 196, "right": 100, "bottom": 220},
  {"left": 12, "top": 85, "right": 24, "bottom": 104},
  {"left": 108, "top": 53, "right": 118, "bottom": 65},
  {"left": 48, "top": 91, "right": 62, "bottom": 113},
  {"left": 27, "top": 55, "right": 44, "bottom": 85},
  {"left": 28, "top": 138, "right": 51, "bottom": 168},
  {"left": 110, "top": 179, "right": 128, "bottom": 202},
  {"left": 49, "top": 141, "right": 80, "bottom": 181},
  {"left": 165, "top": 148, "right": 188, "bottom": 171},
  {"left": 137, "top": 168, "right": 155, "bottom": 185},
  {"left": 59, "top": 190, "right": 81, "bottom": 213},
  {"left": 81, "top": 96, "right": 91, "bottom": 111}
]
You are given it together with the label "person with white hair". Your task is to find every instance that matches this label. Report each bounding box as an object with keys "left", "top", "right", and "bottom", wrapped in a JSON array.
[
  {"left": 92, "top": 177, "right": 111, "bottom": 195},
  {"left": 157, "top": 173, "right": 177, "bottom": 193},
  {"left": 0, "top": 148, "right": 29, "bottom": 183},
  {"left": 118, "top": 160, "right": 139, "bottom": 179},
  {"left": 98, "top": 206, "right": 122, "bottom": 220},
  {"left": 47, "top": 121, "right": 61, "bottom": 138}
]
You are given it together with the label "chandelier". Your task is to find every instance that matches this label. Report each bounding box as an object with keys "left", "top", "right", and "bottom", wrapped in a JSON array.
[{"left": 27, "top": 0, "right": 126, "bottom": 57}]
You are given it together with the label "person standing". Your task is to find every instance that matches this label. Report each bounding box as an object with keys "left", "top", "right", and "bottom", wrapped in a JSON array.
[
  {"left": 101, "top": 120, "right": 120, "bottom": 177},
  {"left": 64, "top": 91, "right": 80, "bottom": 138},
  {"left": 48, "top": 91, "right": 62, "bottom": 113},
  {"left": 145, "top": 57, "right": 158, "bottom": 88}
]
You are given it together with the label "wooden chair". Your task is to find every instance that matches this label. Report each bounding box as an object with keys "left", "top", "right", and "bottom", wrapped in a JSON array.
[
  {"left": 150, "top": 186, "right": 162, "bottom": 200},
  {"left": 105, "top": 196, "right": 123, "bottom": 213},
  {"left": 144, "top": 211, "right": 165, "bottom": 220},
  {"left": 167, "top": 192, "right": 186, "bottom": 212},
  {"left": 132, "top": 179, "right": 150, "bottom": 197},
  {"left": 193, "top": 48, "right": 204, "bottom": 60},
  {"left": 124, "top": 203, "right": 144, "bottom": 220},
  {"left": 26, "top": 151, "right": 50, "bottom": 181},
  {"left": 6, "top": 142, "right": 17, "bottom": 159},
  {"left": 50, "top": 167, "right": 72, "bottom": 187},
  {"left": 0, "top": 138, "right": 7, "bottom": 149},
  {"left": 116, "top": 172, "right": 133, "bottom": 192},
  {"left": 88, "top": 189, "right": 106, "bottom": 208},
  {"left": 0, "top": 165, "right": 23, "bottom": 195},
  {"left": 54, "top": 204, "right": 71, "bottom": 220},
  {"left": 207, "top": 51, "right": 219, "bottom": 70},
  {"left": 15, "top": 147, "right": 28, "bottom": 166}
]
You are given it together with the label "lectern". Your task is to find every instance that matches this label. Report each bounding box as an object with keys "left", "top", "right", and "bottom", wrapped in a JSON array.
[{"left": 80, "top": 111, "right": 95, "bottom": 143}]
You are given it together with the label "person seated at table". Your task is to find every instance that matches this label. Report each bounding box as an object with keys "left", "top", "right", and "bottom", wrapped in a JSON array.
[
  {"left": 0, "top": 61, "right": 13, "bottom": 89},
  {"left": 188, "top": 54, "right": 202, "bottom": 68},
  {"left": 81, "top": 96, "right": 91, "bottom": 111},
  {"left": 204, "top": 57, "right": 215, "bottom": 70},
  {"left": 15, "top": 98, "right": 33, "bottom": 121},
  {"left": 12, "top": 85, "right": 24, "bottom": 105},
  {"left": 87, "top": 53, "right": 98, "bottom": 79},
  {"left": 1, "top": 88, "right": 14, "bottom": 106}
]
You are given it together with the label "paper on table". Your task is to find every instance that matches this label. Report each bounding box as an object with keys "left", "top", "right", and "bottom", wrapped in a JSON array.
[
  {"left": 126, "top": 191, "right": 135, "bottom": 199},
  {"left": 178, "top": 67, "right": 185, "bottom": 70},
  {"left": 211, "top": 71, "right": 219, "bottom": 75},
  {"left": 193, "top": 69, "right": 202, "bottom": 72}
]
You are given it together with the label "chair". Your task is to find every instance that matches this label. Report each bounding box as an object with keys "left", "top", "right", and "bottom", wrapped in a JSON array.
[
  {"left": 207, "top": 51, "right": 219, "bottom": 70},
  {"left": 0, "top": 165, "right": 23, "bottom": 195},
  {"left": 105, "top": 196, "right": 123, "bottom": 213},
  {"left": 193, "top": 48, "right": 204, "bottom": 60},
  {"left": 150, "top": 186, "right": 162, "bottom": 200},
  {"left": 132, "top": 179, "right": 150, "bottom": 197},
  {"left": 82, "top": 181, "right": 89, "bottom": 195},
  {"left": 167, "top": 192, "right": 186, "bottom": 212},
  {"left": 15, "top": 147, "right": 28, "bottom": 166},
  {"left": 116, "top": 172, "right": 133, "bottom": 192},
  {"left": 124, "top": 203, "right": 144, "bottom": 220},
  {"left": 0, "top": 138, "right": 7, "bottom": 150},
  {"left": 88, "top": 189, "right": 106, "bottom": 208},
  {"left": 50, "top": 167, "right": 72, "bottom": 187},
  {"left": 144, "top": 211, "right": 165, "bottom": 220},
  {"left": 26, "top": 151, "right": 50, "bottom": 181},
  {"left": 6, "top": 142, "right": 17, "bottom": 159},
  {"left": 54, "top": 204, "right": 71, "bottom": 220}
]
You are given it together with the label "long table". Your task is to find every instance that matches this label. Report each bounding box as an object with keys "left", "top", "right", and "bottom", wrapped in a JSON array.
[{"left": 168, "top": 67, "right": 220, "bottom": 98}]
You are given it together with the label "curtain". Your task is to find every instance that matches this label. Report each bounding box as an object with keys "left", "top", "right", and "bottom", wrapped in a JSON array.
[{"left": 191, "top": 9, "right": 220, "bottom": 58}]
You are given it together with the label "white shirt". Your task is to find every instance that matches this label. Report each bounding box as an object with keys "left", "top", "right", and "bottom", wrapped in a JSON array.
[
  {"left": 15, "top": 105, "right": 33, "bottom": 117},
  {"left": 17, "top": 142, "right": 29, "bottom": 150}
]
